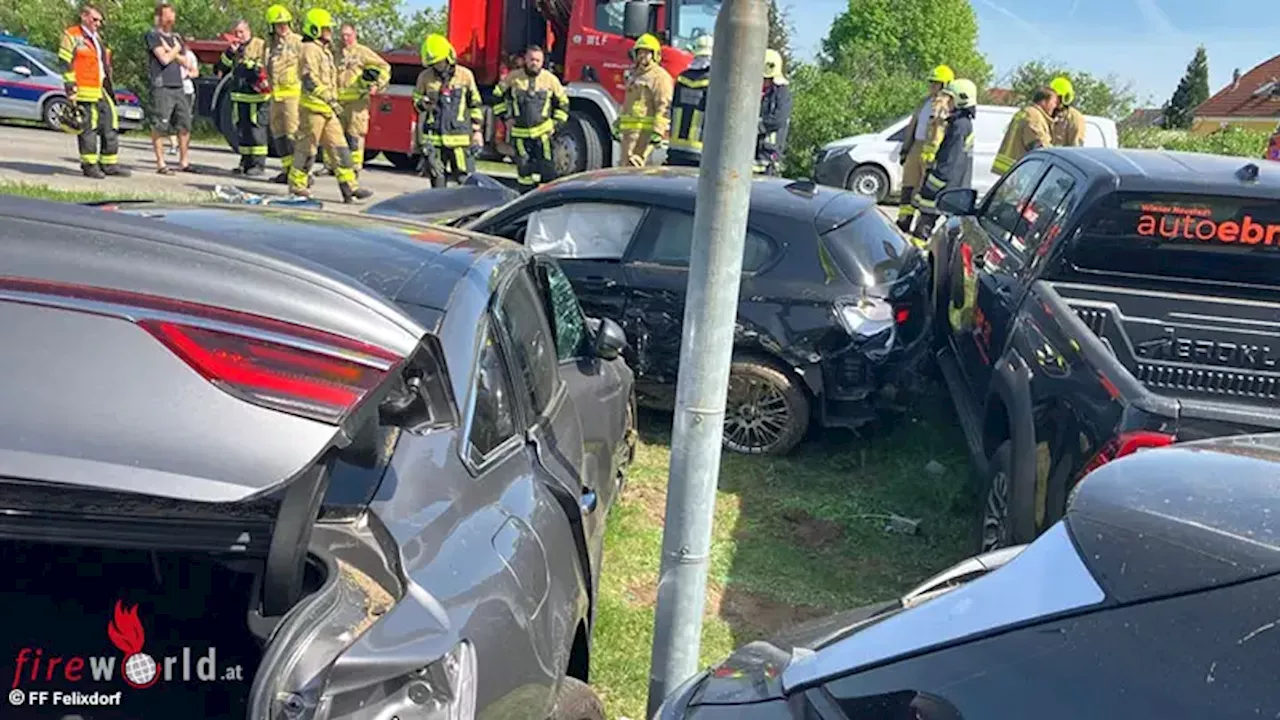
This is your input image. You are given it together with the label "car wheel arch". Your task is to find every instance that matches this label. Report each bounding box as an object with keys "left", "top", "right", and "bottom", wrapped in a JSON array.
[{"left": 985, "top": 353, "right": 1039, "bottom": 543}]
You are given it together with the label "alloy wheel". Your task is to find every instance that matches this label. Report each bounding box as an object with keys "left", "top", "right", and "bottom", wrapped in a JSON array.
[{"left": 723, "top": 374, "right": 793, "bottom": 454}]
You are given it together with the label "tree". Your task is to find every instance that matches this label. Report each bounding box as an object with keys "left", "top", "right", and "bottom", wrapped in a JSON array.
[
  {"left": 1162, "top": 46, "right": 1209, "bottom": 130},
  {"left": 766, "top": 0, "right": 794, "bottom": 75},
  {"left": 999, "top": 60, "right": 1138, "bottom": 120},
  {"left": 394, "top": 6, "right": 447, "bottom": 50}
]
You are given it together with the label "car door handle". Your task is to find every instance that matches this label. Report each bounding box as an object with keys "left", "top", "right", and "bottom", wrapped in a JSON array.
[
  {"left": 579, "top": 276, "right": 618, "bottom": 290},
  {"left": 580, "top": 489, "right": 599, "bottom": 515}
]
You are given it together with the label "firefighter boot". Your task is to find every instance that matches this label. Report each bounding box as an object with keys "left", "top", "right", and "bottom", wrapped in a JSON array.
[
  {"left": 101, "top": 165, "right": 132, "bottom": 177},
  {"left": 82, "top": 164, "right": 105, "bottom": 179},
  {"left": 339, "top": 182, "right": 373, "bottom": 204}
]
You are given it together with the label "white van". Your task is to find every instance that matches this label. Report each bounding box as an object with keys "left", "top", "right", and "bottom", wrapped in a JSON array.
[{"left": 811, "top": 104, "right": 1119, "bottom": 201}]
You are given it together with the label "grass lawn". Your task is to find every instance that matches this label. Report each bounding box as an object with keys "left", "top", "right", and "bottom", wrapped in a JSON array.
[
  {"left": 0, "top": 180, "right": 200, "bottom": 204},
  {"left": 592, "top": 387, "right": 976, "bottom": 718}
]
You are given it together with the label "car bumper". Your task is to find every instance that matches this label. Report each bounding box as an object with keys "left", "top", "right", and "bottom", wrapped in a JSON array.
[
  {"left": 117, "top": 105, "right": 144, "bottom": 130},
  {"left": 813, "top": 151, "right": 855, "bottom": 188}
]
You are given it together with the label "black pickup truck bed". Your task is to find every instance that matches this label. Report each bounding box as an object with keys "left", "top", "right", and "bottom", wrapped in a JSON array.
[{"left": 928, "top": 147, "right": 1280, "bottom": 551}]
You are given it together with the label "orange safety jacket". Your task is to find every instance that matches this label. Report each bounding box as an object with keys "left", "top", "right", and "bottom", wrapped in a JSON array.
[{"left": 58, "top": 25, "right": 112, "bottom": 103}]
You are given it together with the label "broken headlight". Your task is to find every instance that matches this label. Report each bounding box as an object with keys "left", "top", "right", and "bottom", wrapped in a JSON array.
[{"left": 836, "top": 297, "right": 895, "bottom": 339}]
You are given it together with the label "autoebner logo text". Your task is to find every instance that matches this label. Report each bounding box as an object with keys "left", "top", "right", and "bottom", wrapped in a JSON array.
[
  {"left": 7, "top": 601, "right": 244, "bottom": 709},
  {"left": 1136, "top": 203, "right": 1280, "bottom": 245}
]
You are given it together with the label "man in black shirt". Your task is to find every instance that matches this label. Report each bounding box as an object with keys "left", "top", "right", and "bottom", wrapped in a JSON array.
[{"left": 145, "top": 3, "right": 194, "bottom": 174}]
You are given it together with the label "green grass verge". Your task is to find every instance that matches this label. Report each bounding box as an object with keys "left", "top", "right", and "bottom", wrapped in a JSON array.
[
  {"left": 593, "top": 389, "right": 975, "bottom": 718},
  {"left": 0, "top": 180, "right": 202, "bottom": 204}
]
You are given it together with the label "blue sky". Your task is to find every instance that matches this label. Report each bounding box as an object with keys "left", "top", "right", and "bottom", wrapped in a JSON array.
[{"left": 411, "top": 0, "right": 1280, "bottom": 105}]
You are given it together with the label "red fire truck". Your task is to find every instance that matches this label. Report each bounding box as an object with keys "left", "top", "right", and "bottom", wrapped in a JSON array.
[{"left": 190, "top": 1, "right": 712, "bottom": 173}]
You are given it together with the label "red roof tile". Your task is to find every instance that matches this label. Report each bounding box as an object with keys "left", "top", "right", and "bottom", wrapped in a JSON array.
[{"left": 1195, "top": 54, "right": 1280, "bottom": 118}]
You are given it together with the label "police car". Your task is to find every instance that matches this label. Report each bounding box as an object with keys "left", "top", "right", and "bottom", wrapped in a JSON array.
[{"left": 0, "top": 33, "right": 143, "bottom": 131}]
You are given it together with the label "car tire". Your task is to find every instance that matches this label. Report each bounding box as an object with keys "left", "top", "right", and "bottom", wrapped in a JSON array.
[
  {"left": 384, "top": 151, "right": 419, "bottom": 171},
  {"left": 846, "top": 163, "right": 890, "bottom": 202},
  {"left": 547, "top": 677, "right": 605, "bottom": 720},
  {"left": 979, "top": 440, "right": 1015, "bottom": 552},
  {"left": 555, "top": 112, "right": 604, "bottom": 178},
  {"left": 723, "top": 359, "right": 810, "bottom": 456},
  {"left": 42, "top": 96, "right": 71, "bottom": 131}
]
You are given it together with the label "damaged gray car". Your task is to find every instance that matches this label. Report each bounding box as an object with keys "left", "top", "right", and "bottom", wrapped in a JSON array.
[{"left": 0, "top": 197, "right": 637, "bottom": 719}]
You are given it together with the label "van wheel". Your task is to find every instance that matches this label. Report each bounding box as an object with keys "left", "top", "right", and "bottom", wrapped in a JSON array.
[
  {"left": 846, "top": 164, "right": 890, "bottom": 202},
  {"left": 547, "top": 677, "right": 605, "bottom": 720},
  {"left": 723, "top": 359, "right": 810, "bottom": 456},
  {"left": 979, "top": 441, "right": 1014, "bottom": 552}
]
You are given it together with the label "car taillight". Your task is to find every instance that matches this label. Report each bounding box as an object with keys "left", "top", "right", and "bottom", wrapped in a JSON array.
[
  {"left": 0, "top": 276, "right": 402, "bottom": 424},
  {"left": 140, "top": 321, "right": 390, "bottom": 423},
  {"left": 1079, "top": 431, "right": 1176, "bottom": 479},
  {"left": 895, "top": 306, "right": 911, "bottom": 324}
]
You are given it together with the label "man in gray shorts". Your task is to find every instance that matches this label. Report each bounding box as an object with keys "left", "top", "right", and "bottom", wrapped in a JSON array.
[{"left": 145, "top": 3, "right": 194, "bottom": 174}]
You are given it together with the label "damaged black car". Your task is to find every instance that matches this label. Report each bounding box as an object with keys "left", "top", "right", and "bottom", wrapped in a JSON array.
[
  {"left": 0, "top": 197, "right": 636, "bottom": 719},
  {"left": 368, "top": 168, "right": 932, "bottom": 455}
]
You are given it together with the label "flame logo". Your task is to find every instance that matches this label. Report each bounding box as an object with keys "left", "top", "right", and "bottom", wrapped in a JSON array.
[{"left": 108, "top": 601, "right": 146, "bottom": 655}]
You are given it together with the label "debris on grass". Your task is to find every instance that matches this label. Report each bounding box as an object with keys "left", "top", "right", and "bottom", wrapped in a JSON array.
[{"left": 924, "top": 460, "right": 949, "bottom": 477}]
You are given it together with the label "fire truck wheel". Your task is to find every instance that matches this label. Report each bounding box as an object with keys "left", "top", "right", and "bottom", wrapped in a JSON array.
[
  {"left": 555, "top": 113, "right": 604, "bottom": 176},
  {"left": 384, "top": 152, "right": 419, "bottom": 171}
]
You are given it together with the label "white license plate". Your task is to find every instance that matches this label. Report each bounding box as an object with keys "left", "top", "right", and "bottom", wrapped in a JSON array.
[{"left": 120, "top": 107, "right": 143, "bottom": 120}]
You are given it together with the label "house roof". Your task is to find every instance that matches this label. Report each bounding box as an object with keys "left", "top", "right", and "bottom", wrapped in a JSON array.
[
  {"left": 985, "top": 87, "right": 1017, "bottom": 106},
  {"left": 1120, "top": 108, "right": 1164, "bottom": 130},
  {"left": 1195, "top": 54, "right": 1280, "bottom": 118}
]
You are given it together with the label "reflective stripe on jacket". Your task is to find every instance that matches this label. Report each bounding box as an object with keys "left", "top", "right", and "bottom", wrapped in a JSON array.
[
  {"left": 617, "top": 63, "right": 673, "bottom": 135},
  {"left": 298, "top": 40, "right": 338, "bottom": 115},
  {"left": 218, "top": 37, "right": 269, "bottom": 103},
  {"left": 59, "top": 26, "right": 111, "bottom": 102},
  {"left": 336, "top": 42, "right": 390, "bottom": 102},
  {"left": 266, "top": 31, "right": 302, "bottom": 99},
  {"left": 414, "top": 65, "right": 482, "bottom": 146},
  {"left": 494, "top": 69, "right": 568, "bottom": 138},
  {"left": 992, "top": 104, "right": 1053, "bottom": 175},
  {"left": 917, "top": 107, "right": 975, "bottom": 209},
  {"left": 670, "top": 67, "right": 709, "bottom": 152}
]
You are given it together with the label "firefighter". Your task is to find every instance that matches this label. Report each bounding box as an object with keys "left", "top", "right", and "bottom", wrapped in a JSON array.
[
  {"left": 265, "top": 4, "right": 303, "bottom": 184},
  {"left": 493, "top": 44, "right": 569, "bottom": 189},
  {"left": 333, "top": 23, "right": 390, "bottom": 173},
  {"left": 992, "top": 86, "right": 1058, "bottom": 176},
  {"left": 665, "top": 34, "right": 713, "bottom": 168},
  {"left": 1050, "top": 76, "right": 1085, "bottom": 147},
  {"left": 756, "top": 48, "right": 791, "bottom": 175},
  {"left": 413, "top": 34, "right": 483, "bottom": 188},
  {"left": 614, "top": 33, "right": 673, "bottom": 168},
  {"left": 216, "top": 19, "right": 269, "bottom": 176},
  {"left": 289, "top": 8, "right": 372, "bottom": 203},
  {"left": 913, "top": 79, "right": 977, "bottom": 246},
  {"left": 896, "top": 65, "right": 953, "bottom": 234},
  {"left": 58, "top": 4, "right": 130, "bottom": 178}
]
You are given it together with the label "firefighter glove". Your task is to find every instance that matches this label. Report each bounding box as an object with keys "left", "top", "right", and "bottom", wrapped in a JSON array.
[{"left": 361, "top": 66, "right": 381, "bottom": 83}]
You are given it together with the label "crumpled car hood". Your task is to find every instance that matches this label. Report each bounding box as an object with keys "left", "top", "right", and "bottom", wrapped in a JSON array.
[{"left": 363, "top": 175, "right": 518, "bottom": 224}]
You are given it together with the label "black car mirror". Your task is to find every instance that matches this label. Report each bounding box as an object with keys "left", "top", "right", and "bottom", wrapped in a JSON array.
[
  {"left": 622, "top": 1, "right": 652, "bottom": 39},
  {"left": 936, "top": 188, "right": 978, "bottom": 216},
  {"left": 595, "top": 318, "right": 627, "bottom": 361}
]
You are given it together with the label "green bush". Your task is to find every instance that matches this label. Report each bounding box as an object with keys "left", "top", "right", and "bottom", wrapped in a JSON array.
[{"left": 1120, "top": 125, "right": 1270, "bottom": 158}]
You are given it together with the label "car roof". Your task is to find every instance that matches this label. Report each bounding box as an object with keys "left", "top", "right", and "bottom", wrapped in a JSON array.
[
  {"left": 529, "top": 166, "right": 871, "bottom": 221},
  {"left": 1038, "top": 147, "right": 1280, "bottom": 200},
  {"left": 114, "top": 203, "right": 527, "bottom": 314},
  {"left": 1067, "top": 432, "right": 1280, "bottom": 604}
]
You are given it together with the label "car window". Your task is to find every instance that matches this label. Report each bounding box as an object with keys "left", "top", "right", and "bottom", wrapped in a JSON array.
[
  {"left": 595, "top": 1, "right": 626, "bottom": 33},
  {"left": 496, "top": 271, "right": 560, "bottom": 415},
  {"left": 636, "top": 209, "right": 776, "bottom": 271},
  {"left": 1017, "top": 166, "right": 1076, "bottom": 258},
  {"left": 536, "top": 261, "right": 589, "bottom": 361},
  {"left": 468, "top": 323, "right": 518, "bottom": 463},
  {"left": 979, "top": 158, "right": 1046, "bottom": 250},
  {"left": 0, "top": 46, "right": 24, "bottom": 73},
  {"left": 21, "top": 46, "right": 65, "bottom": 75},
  {"left": 526, "top": 202, "right": 646, "bottom": 260}
]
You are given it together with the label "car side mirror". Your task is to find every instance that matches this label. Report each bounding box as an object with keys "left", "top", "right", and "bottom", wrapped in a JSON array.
[
  {"left": 623, "top": 1, "right": 652, "bottom": 39},
  {"left": 594, "top": 318, "right": 627, "bottom": 361},
  {"left": 13, "top": 66, "right": 32, "bottom": 77},
  {"left": 936, "top": 188, "right": 978, "bottom": 216}
]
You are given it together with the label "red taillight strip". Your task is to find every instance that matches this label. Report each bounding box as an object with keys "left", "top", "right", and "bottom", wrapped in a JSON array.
[
  {"left": 1079, "top": 430, "right": 1176, "bottom": 479},
  {"left": 0, "top": 276, "right": 401, "bottom": 369}
]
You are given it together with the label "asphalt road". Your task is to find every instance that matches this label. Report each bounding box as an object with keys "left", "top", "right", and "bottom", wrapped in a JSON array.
[{"left": 0, "top": 122, "right": 514, "bottom": 214}]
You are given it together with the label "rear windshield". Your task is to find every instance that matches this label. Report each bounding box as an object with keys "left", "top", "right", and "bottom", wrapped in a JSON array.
[
  {"left": 819, "top": 210, "right": 915, "bottom": 286},
  {"left": 1074, "top": 192, "right": 1280, "bottom": 289}
]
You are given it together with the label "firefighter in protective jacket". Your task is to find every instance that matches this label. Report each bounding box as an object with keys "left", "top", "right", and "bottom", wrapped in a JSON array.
[
  {"left": 265, "top": 4, "right": 303, "bottom": 183},
  {"left": 1049, "top": 76, "right": 1085, "bottom": 147},
  {"left": 992, "top": 86, "right": 1058, "bottom": 176},
  {"left": 289, "top": 8, "right": 371, "bottom": 203},
  {"left": 897, "top": 65, "right": 953, "bottom": 234},
  {"left": 334, "top": 23, "right": 390, "bottom": 172},
  {"left": 914, "top": 79, "right": 977, "bottom": 246},
  {"left": 493, "top": 44, "right": 569, "bottom": 188},
  {"left": 666, "top": 34, "right": 713, "bottom": 168},
  {"left": 59, "top": 5, "right": 130, "bottom": 178},
  {"left": 614, "top": 33, "right": 673, "bottom": 168},
  {"left": 216, "top": 19, "right": 270, "bottom": 175},
  {"left": 756, "top": 48, "right": 792, "bottom": 175},
  {"left": 414, "top": 34, "right": 484, "bottom": 187}
]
